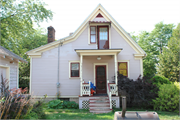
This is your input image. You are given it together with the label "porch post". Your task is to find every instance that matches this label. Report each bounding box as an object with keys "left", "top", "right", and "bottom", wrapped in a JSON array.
[
  {"left": 80, "top": 54, "right": 83, "bottom": 96},
  {"left": 114, "top": 54, "right": 118, "bottom": 96}
]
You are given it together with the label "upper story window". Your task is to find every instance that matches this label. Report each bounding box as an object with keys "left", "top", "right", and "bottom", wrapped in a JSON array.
[
  {"left": 89, "top": 26, "right": 109, "bottom": 49},
  {"left": 90, "top": 26, "right": 96, "bottom": 43}
]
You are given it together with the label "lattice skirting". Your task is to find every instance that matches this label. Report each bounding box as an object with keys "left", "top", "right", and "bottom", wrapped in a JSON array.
[
  {"left": 112, "top": 100, "right": 116, "bottom": 108},
  {"left": 82, "top": 100, "right": 89, "bottom": 109}
]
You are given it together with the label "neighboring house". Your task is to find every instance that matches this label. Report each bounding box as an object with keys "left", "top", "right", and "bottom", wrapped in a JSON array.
[
  {"left": 26, "top": 4, "right": 146, "bottom": 112},
  {"left": 0, "top": 46, "right": 27, "bottom": 90}
]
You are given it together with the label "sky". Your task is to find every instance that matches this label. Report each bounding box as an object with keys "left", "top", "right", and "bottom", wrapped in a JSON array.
[{"left": 36, "top": 0, "right": 180, "bottom": 40}]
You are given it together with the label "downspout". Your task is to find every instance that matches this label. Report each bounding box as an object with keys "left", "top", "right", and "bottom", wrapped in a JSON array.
[{"left": 57, "top": 40, "right": 63, "bottom": 99}]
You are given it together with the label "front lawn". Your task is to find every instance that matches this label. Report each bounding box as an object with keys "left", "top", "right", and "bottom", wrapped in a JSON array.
[{"left": 43, "top": 104, "right": 180, "bottom": 119}]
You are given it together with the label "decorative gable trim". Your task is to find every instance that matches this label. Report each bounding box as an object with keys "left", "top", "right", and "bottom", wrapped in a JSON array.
[{"left": 26, "top": 4, "right": 146, "bottom": 57}]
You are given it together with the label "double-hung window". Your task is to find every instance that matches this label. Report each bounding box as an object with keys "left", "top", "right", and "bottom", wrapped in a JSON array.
[
  {"left": 71, "top": 63, "right": 79, "bottom": 77},
  {"left": 90, "top": 26, "right": 96, "bottom": 43}
]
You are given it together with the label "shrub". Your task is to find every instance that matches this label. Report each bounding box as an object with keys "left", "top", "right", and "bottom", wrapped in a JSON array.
[
  {"left": 22, "top": 101, "right": 46, "bottom": 119},
  {"left": 0, "top": 74, "right": 33, "bottom": 119},
  {"left": 117, "top": 74, "right": 159, "bottom": 109},
  {"left": 0, "top": 87, "right": 32, "bottom": 119},
  {"left": 151, "top": 75, "right": 171, "bottom": 86},
  {"left": 152, "top": 82, "right": 180, "bottom": 112},
  {"left": 48, "top": 99, "right": 78, "bottom": 109}
]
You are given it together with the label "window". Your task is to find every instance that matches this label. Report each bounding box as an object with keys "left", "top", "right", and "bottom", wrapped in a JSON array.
[
  {"left": 90, "top": 26, "right": 96, "bottom": 43},
  {"left": 118, "top": 62, "right": 128, "bottom": 77},
  {"left": 71, "top": 63, "right": 79, "bottom": 77}
]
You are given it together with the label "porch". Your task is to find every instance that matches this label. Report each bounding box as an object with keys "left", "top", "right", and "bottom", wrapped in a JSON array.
[
  {"left": 75, "top": 49, "right": 122, "bottom": 112},
  {"left": 79, "top": 80, "right": 120, "bottom": 113}
]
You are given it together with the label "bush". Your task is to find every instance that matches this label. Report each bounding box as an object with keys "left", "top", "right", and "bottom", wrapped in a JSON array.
[
  {"left": 0, "top": 88, "right": 32, "bottom": 119},
  {"left": 22, "top": 101, "right": 46, "bottom": 119},
  {"left": 0, "top": 74, "right": 33, "bottom": 119},
  {"left": 48, "top": 99, "right": 78, "bottom": 109},
  {"left": 117, "top": 74, "right": 159, "bottom": 109},
  {"left": 152, "top": 82, "right": 180, "bottom": 112},
  {"left": 151, "top": 75, "right": 171, "bottom": 86}
]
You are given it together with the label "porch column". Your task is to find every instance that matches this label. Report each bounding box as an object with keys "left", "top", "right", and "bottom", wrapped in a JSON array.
[
  {"left": 80, "top": 55, "right": 83, "bottom": 96},
  {"left": 114, "top": 54, "right": 118, "bottom": 96}
]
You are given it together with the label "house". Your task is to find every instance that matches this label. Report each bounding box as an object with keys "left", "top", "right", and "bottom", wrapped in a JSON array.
[
  {"left": 26, "top": 4, "right": 146, "bottom": 112},
  {"left": 0, "top": 46, "right": 27, "bottom": 91}
]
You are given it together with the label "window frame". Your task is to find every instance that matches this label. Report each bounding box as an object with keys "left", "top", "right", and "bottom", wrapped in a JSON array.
[
  {"left": 118, "top": 62, "right": 128, "bottom": 77},
  {"left": 70, "top": 62, "right": 80, "bottom": 77},
  {"left": 90, "top": 26, "right": 96, "bottom": 44}
]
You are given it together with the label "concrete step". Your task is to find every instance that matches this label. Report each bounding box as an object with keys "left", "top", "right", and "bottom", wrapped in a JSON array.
[
  {"left": 89, "top": 99, "right": 109, "bottom": 103},
  {"left": 89, "top": 96, "right": 108, "bottom": 99},
  {"left": 89, "top": 103, "right": 110, "bottom": 107},
  {"left": 90, "top": 109, "right": 112, "bottom": 113},
  {"left": 89, "top": 106, "right": 110, "bottom": 109}
]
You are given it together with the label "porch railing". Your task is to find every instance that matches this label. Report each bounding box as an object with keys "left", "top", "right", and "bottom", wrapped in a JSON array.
[
  {"left": 81, "top": 80, "right": 91, "bottom": 96},
  {"left": 107, "top": 80, "right": 112, "bottom": 109},
  {"left": 109, "top": 83, "right": 117, "bottom": 95}
]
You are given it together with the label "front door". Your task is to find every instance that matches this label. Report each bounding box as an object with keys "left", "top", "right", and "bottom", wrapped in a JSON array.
[{"left": 96, "top": 65, "right": 106, "bottom": 94}]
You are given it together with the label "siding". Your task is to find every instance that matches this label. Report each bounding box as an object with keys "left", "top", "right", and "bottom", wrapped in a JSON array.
[{"left": 111, "top": 26, "right": 141, "bottom": 79}]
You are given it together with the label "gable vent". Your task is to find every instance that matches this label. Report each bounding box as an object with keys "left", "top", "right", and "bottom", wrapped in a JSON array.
[{"left": 96, "top": 13, "right": 103, "bottom": 17}]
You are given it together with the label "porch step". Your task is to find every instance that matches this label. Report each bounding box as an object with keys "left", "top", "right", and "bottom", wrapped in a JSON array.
[
  {"left": 89, "top": 96, "right": 112, "bottom": 113},
  {"left": 90, "top": 109, "right": 112, "bottom": 113}
]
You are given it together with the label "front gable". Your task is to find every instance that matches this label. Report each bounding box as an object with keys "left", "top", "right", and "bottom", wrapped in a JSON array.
[{"left": 26, "top": 4, "right": 146, "bottom": 58}]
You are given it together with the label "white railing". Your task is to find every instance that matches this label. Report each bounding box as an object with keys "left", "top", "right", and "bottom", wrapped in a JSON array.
[
  {"left": 81, "top": 80, "right": 91, "bottom": 96},
  {"left": 107, "top": 80, "right": 112, "bottom": 109},
  {"left": 109, "top": 83, "right": 117, "bottom": 95}
]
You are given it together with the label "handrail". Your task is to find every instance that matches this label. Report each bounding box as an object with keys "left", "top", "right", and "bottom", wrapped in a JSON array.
[{"left": 107, "top": 80, "right": 112, "bottom": 109}]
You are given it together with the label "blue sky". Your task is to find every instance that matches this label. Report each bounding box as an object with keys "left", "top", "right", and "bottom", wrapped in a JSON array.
[{"left": 36, "top": 0, "right": 180, "bottom": 39}]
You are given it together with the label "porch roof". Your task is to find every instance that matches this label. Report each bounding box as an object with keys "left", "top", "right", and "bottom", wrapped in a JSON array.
[{"left": 75, "top": 48, "right": 123, "bottom": 56}]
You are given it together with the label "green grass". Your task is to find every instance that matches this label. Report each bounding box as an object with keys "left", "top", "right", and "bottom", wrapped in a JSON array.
[{"left": 43, "top": 104, "right": 180, "bottom": 119}]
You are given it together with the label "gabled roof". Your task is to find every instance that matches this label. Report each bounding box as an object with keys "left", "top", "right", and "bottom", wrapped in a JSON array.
[
  {"left": 26, "top": 4, "right": 146, "bottom": 57},
  {"left": 0, "top": 46, "right": 27, "bottom": 63}
]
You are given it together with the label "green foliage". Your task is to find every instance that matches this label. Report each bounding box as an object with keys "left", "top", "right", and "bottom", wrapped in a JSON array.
[
  {"left": 18, "top": 29, "right": 47, "bottom": 89},
  {"left": 157, "top": 23, "right": 180, "bottom": 82},
  {"left": 0, "top": 0, "right": 52, "bottom": 50},
  {"left": 22, "top": 101, "right": 46, "bottom": 119},
  {"left": 151, "top": 75, "right": 171, "bottom": 86},
  {"left": 0, "top": 0, "right": 52, "bottom": 90},
  {"left": 48, "top": 99, "right": 79, "bottom": 109},
  {"left": 117, "top": 74, "right": 159, "bottom": 108},
  {"left": 135, "top": 22, "right": 174, "bottom": 77},
  {"left": 152, "top": 82, "right": 180, "bottom": 112}
]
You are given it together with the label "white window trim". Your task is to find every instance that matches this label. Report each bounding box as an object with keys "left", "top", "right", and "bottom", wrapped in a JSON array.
[
  {"left": 93, "top": 63, "right": 108, "bottom": 86},
  {"left": 69, "top": 61, "right": 80, "bottom": 79},
  {"left": 117, "top": 60, "right": 130, "bottom": 78}
]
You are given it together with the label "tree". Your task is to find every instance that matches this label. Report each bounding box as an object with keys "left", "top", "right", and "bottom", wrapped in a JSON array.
[
  {"left": 18, "top": 28, "right": 48, "bottom": 89},
  {"left": 0, "top": 0, "right": 52, "bottom": 53},
  {"left": 157, "top": 23, "right": 180, "bottom": 82},
  {"left": 135, "top": 22, "right": 174, "bottom": 77},
  {"left": 0, "top": 0, "right": 52, "bottom": 88}
]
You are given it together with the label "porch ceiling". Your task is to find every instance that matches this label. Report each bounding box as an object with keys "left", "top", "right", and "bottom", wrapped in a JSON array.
[{"left": 75, "top": 49, "right": 123, "bottom": 56}]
